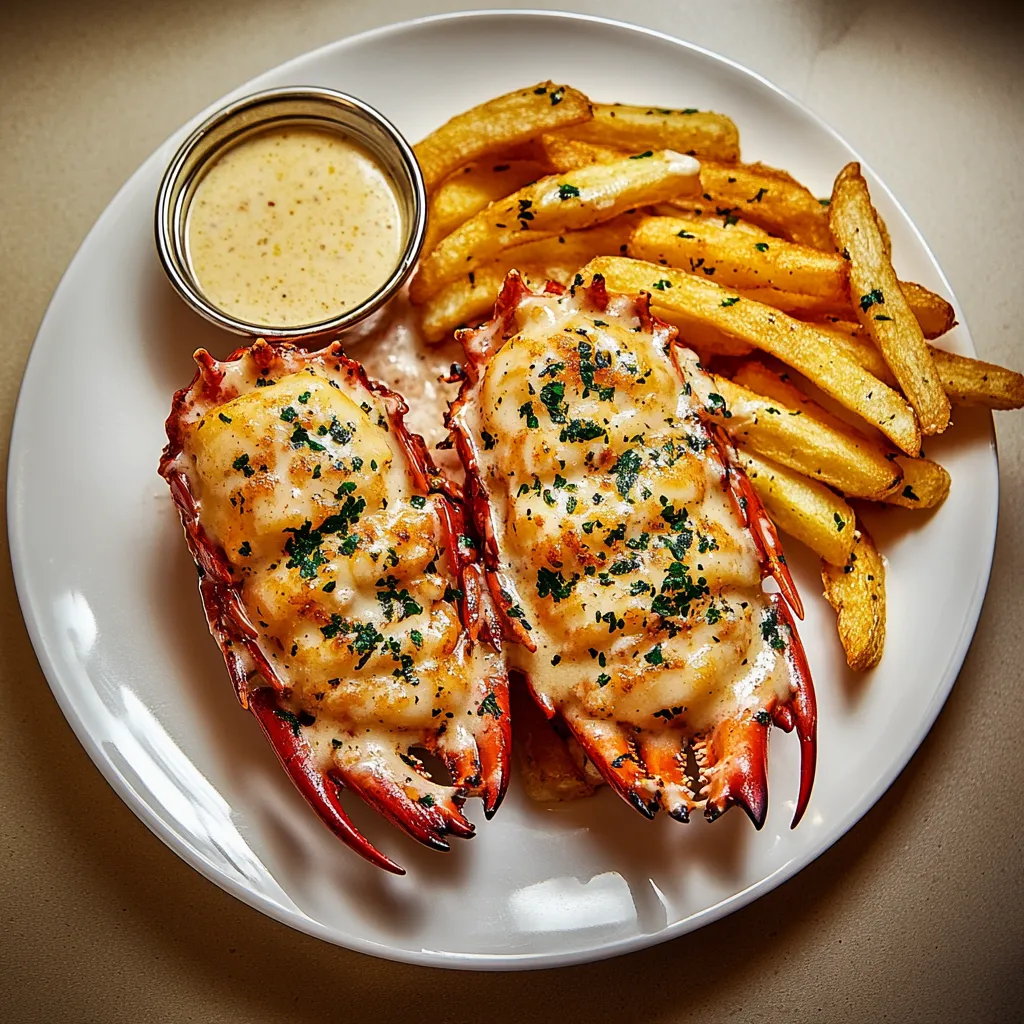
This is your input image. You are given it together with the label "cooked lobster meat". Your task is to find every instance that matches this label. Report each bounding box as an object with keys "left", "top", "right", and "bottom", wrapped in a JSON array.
[
  {"left": 160, "top": 339, "right": 509, "bottom": 873},
  {"left": 447, "top": 271, "right": 816, "bottom": 827}
]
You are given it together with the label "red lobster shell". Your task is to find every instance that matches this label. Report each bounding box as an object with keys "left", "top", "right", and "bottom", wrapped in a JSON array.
[
  {"left": 447, "top": 271, "right": 816, "bottom": 828},
  {"left": 160, "top": 339, "right": 509, "bottom": 873}
]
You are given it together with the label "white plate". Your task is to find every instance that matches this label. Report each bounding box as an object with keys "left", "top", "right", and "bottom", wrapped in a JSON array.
[{"left": 8, "top": 10, "right": 998, "bottom": 970}]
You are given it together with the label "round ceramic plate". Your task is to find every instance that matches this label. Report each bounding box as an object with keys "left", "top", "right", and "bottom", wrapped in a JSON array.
[{"left": 8, "top": 10, "right": 997, "bottom": 970}]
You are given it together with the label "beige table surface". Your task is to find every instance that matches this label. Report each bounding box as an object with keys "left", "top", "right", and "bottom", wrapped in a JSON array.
[{"left": 2, "top": 1, "right": 1022, "bottom": 1020}]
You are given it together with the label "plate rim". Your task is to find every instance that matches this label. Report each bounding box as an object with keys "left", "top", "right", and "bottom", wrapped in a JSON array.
[{"left": 7, "top": 7, "right": 1000, "bottom": 971}]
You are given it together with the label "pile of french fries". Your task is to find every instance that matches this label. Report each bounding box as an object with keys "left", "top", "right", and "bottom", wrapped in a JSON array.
[{"left": 410, "top": 82, "right": 1024, "bottom": 798}]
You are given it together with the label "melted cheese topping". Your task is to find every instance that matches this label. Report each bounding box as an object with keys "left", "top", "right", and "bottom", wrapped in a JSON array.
[
  {"left": 187, "top": 127, "right": 403, "bottom": 327},
  {"left": 453, "top": 291, "right": 791, "bottom": 734},
  {"left": 180, "top": 363, "right": 498, "bottom": 737}
]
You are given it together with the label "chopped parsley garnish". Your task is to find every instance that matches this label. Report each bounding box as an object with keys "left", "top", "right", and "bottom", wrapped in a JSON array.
[
  {"left": 478, "top": 692, "right": 502, "bottom": 718},
  {"left": 760, "top": 607, "right": 787, "bottom": 650},
  {"left": 539, "top": 380, "right": 568, "bottom": 423},
  {"left": 518, "top": 401, "right": 539, "bottom": 429},
  {"left": 754, "top": 242, "right": 770, "bottom": 252},
  {"left": 558, "top": 183, "right": 581, "bottom": 200},
  {"left": 630, "top": 150, "right": 653, "bottom": 159},
  {"left": 834, "top": 512, "right": 846, "bottom": 531},
  {"left": 677, "top": 229, "right": 695, "bottom": 239},
  {"left": 322, "top": 580, "right": 336, "bottom": 592},
  {"left": 290, "top": 425, "right": 326, "bottom": 452},
  {"left": 860, "top": 288, "right": 884, "bottom": 312},
  {"left": 874, "top": 314, "right": 893, "bottom": 321},
  {"left": 706, "top": 606, "right": 721, "bottom": 624},
  {"left": 652, "top": 279, "right": 672, "bottom": 291},
  {"left": 539, "top": 361, "right": 565, "bottom": 378},
  {"left": 410, "top": 495, "right": 427, "bottom": 509},
  {"left": 644, "top": 645, "right": 664, "bottom": 665},
  {"left": 630, "top": 580, "right": 652, "bottom": 595},
  {"left": 559, "top": 419, "right": 606, "bottom": 443},
  {"left": 610, "top": 448, "right": 642, "bottom": 498},
  {"left": 273, "top": 708, "right": 303, "bottom": 737},
  {"left": 410, "top": 629, "right": 424, "bottom": 649},
  {"left": 280, "top": 405, "right": 298, "bottom": 422},
  {"left": 706, "top": 392, "right": 732, "bottom": 418},
  {"left": 298, "top": 391, "right": 311, "bottom": 404},
  {"left": 238, "top": 541, "right": 251, "bottom": 557},
  {"left": 232, "top": 453, "right": 255, "bottom": 478},
  {"left": 375, "top": 575, "right": 423, "bottom": 621},
  {"left": 418, "top": 794, "right": 435, "bottom": 807},
  {"left": 902, "top": 485, "right": 920, "bottom": 501},
  {"left": 720, "top": 296, "right": 740, "bottom": 307},
  {"left": 749, "top": 187, "right": 768, "bottom": 203},
  {"left": 218, "top": 412, "right": 232, "bottom": 423},
  {"left": 536, "top": 566, "right": 579, "bottom": 603}
]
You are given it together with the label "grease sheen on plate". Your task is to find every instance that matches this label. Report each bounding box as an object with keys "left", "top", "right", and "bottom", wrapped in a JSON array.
[{"left": 8, "top": 11, "right": 1000, "bottom": 969}]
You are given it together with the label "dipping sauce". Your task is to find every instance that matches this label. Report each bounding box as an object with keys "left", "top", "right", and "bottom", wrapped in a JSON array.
[{"left": 187, "top": 127, "right": 403, "bottom": 327}]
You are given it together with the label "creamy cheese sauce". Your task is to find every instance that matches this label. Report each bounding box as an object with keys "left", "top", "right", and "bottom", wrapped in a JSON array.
[
  {"left": 453, "top": 290, "right": 793, "bottom": 735},
  {"left": 187, "top": 127, "right": 403, "bottom": 327}
]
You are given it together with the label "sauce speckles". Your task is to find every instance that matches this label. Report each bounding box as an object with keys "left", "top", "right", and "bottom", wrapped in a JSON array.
[{"left": 187, "top": 127, "right": 403, "bottom": 327}]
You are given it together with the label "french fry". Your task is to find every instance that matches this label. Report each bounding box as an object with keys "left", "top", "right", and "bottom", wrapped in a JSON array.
[
  {"left": 899, "top": 281, "right": 957, "bottom": 338},
  {"left": 582, "top": 257, "right": 921, "bottom": 454},
  {"left": 883, "top": 457, "right": 951, "bottom": 509},
  {"left": 424, "top": 160, "right": 547, "bottom": 253},
  {"left": 813, "top": 320, "right": 1024, "bottom": 409},
  {"left": 735, "top": 284, "right": 953, "bottom": 340},
  {"left": 726, "top": 360, "right": 903, "bottom": 498},
  {"left": 418, "top": 219, "right": 635, "bottom": 341},
  {"left": 557, "top": 103, "right": 740, "bottom": 162},
  {"left": 533, "top": 134, "right": 625, "bottom": 172},
  {"left": 653, "top": 305, "right": 755, "bottom": 357},
  {"left": 631, "top": 216, "right": 848, "bottom": 299},
  {"left": 736, "top": 448, "right": 856, "bottom": 566},
  {"left": 673, "top": 162, "right": 832, "bottom": 250},
  {"left": 830, "top": 162, "right": 950, "bottom": 434},
  {"left": 411, "top": 153, "right": 700, "bottom": 303},
  {"left": 414, "top": 82, "right": 593, "bottom": 192},
  {"left": 648, "top": 204, "right": 772, "bottom": 237},
  {"left": 511, "top": 683, "right": 600, "bottom": 802},
  {"left": 695, "top": 374, "right": 902, "bottom": 499},
  {"left": 821, "top": 527, "right": 886, "bottom": 670}
]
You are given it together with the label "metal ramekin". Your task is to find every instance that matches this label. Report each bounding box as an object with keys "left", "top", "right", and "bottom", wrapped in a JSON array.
[{"left": 155, "top": 86, "right": 426, "bottom": 340}]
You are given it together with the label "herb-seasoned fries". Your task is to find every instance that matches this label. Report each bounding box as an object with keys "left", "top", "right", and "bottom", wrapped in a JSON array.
[
  {"left": 407, "top": 81, "right": 1022, "bottom": 713},
  {"left": 631, "top": 215, "right": 847, "bottom": 298},
  {"left": 414, "top": 82, "right": 592, "bottom": 192},
  {"left": 424, "top": 160, "right": 547, "bottom": 252},
  {"left": 830, "top": 162, "right": 950, "bottom": 435},
  {"left": 556, "top": 103, "right": 740, "bottom": 161},
  {"left": 582, "top": 256, "right": 922, "bottom": 455},
  {"left": 410, "top": 152, "right": 699, "bottom": 303},
  {"left": 821, "top": 528, "right": 887, "bottom": 671},
  {"left": 696, "top": 375, "right": 902, "bottom": 500},
  {"left": 737, "top": 449, "right": 856, "bottom": 566}
]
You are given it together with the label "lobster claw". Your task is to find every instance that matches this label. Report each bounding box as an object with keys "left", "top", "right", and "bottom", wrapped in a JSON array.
[{"left": 247, "top": 688, "right": 404, "bottom": 874}]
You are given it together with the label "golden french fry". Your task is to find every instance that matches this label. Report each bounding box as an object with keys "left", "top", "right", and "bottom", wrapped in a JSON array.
[
  {"left": 511, "top": 683, "right": 600, "bottom": 802},
  {"left": 534, "top": 133, "right": 625, "bottom": 172},
  {"left": 558, "top": 103, "right": 740, "bottom": 161},
  {"left": 418, "top": 219, "right": 636, "bottom": 341},
  {"left": 653, "top": 305, "right": 755, "bottom": 357},
  {"left": 411, "top": 152, "right": 700, "bottom": 303},
  {"left": 648, "top": 203, "right": 772, "bottom": 237},
  {"left": 813, "top": 320, "right": 1024, "bottom": 409},
  {"left": 736, "top": 284, "right": 952, "bottom": 340},
  {"left": 821, "top": 526, "right": 886, "bottom": 670},
  {"left": 675, "top": 162, "right": 832, "bottom": 250},
  {"left": 932, "top": 350, "right": 1024, "bottom": 409},
  {"left": 883, "top": 457, "right": 951, "bottom": 509},
  {"left": 830, "top": 162, "right": 950, "bottom": 434},
  {"left": 424, "top": 160, "right": 547, "bottom": 252},
  {"left": 582, "top": 256, "right": 921, "bottom": 454},
  {"left": 631, "top": 216, "right": 848, "bottom": 299},
  {"left": 737, "top": 448, "right": 856, "bottom": 566},
  {"left": 898, "top": 281, "right": 957, "bottom": 339},
  {"left": 414, "top": 82, "right": 593, "bottom": 192},
  {"left": 696, "top": 374, "right": 901, "bottom": 499}
]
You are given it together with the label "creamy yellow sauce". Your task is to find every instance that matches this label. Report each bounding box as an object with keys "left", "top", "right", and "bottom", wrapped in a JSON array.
[{"left": 187, "top": 127, "right": 403, "bottom": 327}]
